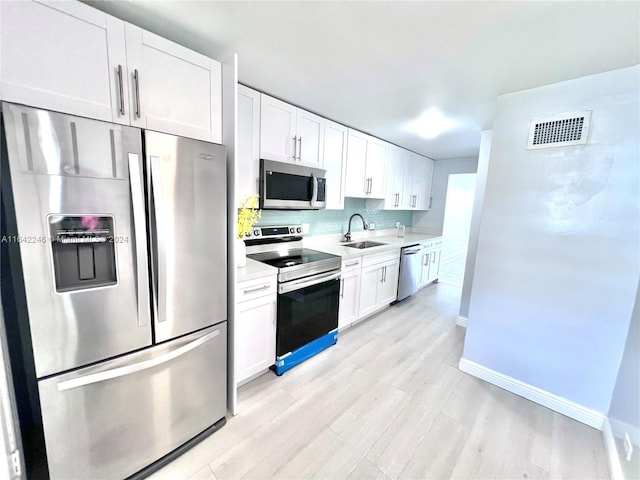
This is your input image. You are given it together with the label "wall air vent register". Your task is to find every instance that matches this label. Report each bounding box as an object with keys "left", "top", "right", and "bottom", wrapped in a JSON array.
[{"left": 527, "top": 111, "right": 592, "bottom": 149}]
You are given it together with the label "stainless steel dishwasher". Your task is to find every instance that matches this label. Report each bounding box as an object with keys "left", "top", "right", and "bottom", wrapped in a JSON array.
[{"left": 396, "top": 244, "right": 426, "bottom": 301}]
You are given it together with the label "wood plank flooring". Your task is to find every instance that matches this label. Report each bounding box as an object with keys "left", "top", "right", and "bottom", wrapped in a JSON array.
[{"left": 149, "top": 283, "right": 609, "bottom": 480}]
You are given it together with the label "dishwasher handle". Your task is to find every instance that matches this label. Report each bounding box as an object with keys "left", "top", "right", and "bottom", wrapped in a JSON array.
[{"left": 402, "top": 245, "right": 424, "bottom": 256}]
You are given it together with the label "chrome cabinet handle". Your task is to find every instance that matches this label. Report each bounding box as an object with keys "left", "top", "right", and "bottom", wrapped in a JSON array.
[
  {"left": 340, "top": 278, "right": 345, "bottom": 298},
  {"left": 128, "top": 153, "right": 150, "bottom": 328},
  {"left": 57, "top": 329, "right": 220, "bottom": 391},
  {"left": 345, "top": 260, "right": 360, "bottom": 267},
  {"left": 369, "top": 178, "right": 373, "bottom": 195},
  {"left": 116, "top": 65, "right": 125, "bottom": 115},
  {"left": 429, "top": 196, "right": 433, "bottom": 209},
  {"left": 134, "top": 69, "right": 141, "bottom": 118},
  {"left": 298, "top": 136, "right": 302, "bottom": 161},
  {"left": 243, "top": 284, "right": 270, "bottom": 294},
  {"left": 292, "top": 136, "right": 297, "bottom": 160}
]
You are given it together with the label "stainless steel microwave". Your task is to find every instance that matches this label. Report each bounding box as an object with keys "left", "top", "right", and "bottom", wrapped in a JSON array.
[{"left": 259, "top": 159, "right": 327, "bottom": 210}]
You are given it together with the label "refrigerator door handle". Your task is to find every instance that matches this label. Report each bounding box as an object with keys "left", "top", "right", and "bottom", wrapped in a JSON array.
[
  {"left": 128, "top": 153, "right": 151, "bottom": 327},
  {"left": 57, "top": 329, "right": 221, "bottom": 391},
  {"left": 150, "top": 155, "right": 167, "bottom": 323}
]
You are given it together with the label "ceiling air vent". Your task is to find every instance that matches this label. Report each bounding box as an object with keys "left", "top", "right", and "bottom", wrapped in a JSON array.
[{"left": 527, "top": 111, "right": 591, "bottom": 149}]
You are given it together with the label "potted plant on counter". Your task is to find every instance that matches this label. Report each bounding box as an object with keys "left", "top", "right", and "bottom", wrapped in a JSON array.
[{"left": 237, "top": 193, "right": 261, "bottom": 267}]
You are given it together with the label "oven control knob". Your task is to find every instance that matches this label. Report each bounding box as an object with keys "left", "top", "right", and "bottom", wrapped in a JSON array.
[
  {"left": 253, "top": 230, "right": 260, "bottom": 237},
  {"left": 289, "top": 227, "right": 295, "bottom": 234},
  {"left": 296, "top": 227, "right": 302, "bottom": 233}
]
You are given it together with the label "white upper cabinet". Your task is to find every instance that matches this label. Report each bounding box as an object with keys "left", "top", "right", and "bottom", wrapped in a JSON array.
[
  {"left": 296, "top": 108, "right": 324, "bottom": 167},
  {"left": 236, "top": 85, "right": 261, "bottom": 206},
  {"left": 405, "top": 153, "right": 435, "bottom": 210},
  {"left": 344, "top": 129, "right": 387, "bottom": 198},
  {"left": 260, "top": 93, "right": 324, "bottom": 167},
  {"left": 323, "top": 120, "right": 348, "bottom": 210},
  {"left": 366, "top": 136, "right": 387, "bottom": 198},
  {"left": 385, "top": 145, "right": 407, "bottom": 209},
  {"left": 125, "top": 24, "right": 222, "bottom": 143},
  {"left": 344, "top": 129, "right": 368, "bottom": 197},
  {"left": 260, "top": 94, "right": 296, "bottom": 162},
  {"left": 0, "top": 1, "right": 223, "bottom": 142},
  {"left": 0, "top": 0, "right": 129, "bottom": 124}
]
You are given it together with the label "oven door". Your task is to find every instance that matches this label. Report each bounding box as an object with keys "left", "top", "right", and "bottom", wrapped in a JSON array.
[{"left": 277, "top": 272, "right": 340, "bottom": 356}]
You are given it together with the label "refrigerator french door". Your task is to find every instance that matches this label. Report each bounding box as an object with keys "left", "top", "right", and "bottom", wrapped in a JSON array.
[{"left": 0, "top": 103, "right": 227, "bottom": 479}]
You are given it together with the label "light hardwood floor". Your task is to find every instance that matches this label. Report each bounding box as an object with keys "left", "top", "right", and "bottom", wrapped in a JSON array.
[{"left": 149, "top": 283, "right": 609, "bottom": 480}]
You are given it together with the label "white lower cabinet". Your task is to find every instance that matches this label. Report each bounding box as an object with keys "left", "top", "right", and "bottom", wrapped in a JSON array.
[
  {"left": 338, "top": 257, "right": 362, "bottom": 329},
  {"left": 358, "top": 251, "right": 400, "bottom": 319},
  {"left": 235, "top": 276, "right": 277, "bottom": 385},
  {"left": 418, "top": 239, "right": 443, "bottom": 288}
]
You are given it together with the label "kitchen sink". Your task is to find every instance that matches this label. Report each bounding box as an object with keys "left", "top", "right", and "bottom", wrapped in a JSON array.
[{"left": 344, "top": 241, "right": 387, "bottom": 249}]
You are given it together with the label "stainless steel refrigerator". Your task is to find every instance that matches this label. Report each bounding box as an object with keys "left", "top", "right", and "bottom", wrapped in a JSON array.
[{"left": 0, "top": 102, "right": 227, "bottom": 479}]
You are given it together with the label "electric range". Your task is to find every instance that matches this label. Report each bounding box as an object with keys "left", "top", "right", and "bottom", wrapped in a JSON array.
[{"left": 245, "top": 225, "right": 341, "bottom": 375}]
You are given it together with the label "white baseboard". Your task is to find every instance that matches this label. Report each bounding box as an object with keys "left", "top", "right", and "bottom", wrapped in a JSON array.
[
  {"left": 458, "top": 358, "right": 606, "bottom": 430},
  {"left": 456, "top": 316, "right": 468, "bottom": 327},
  {"left": 602, "top": 418, "right": 625, "bottom": 480}
]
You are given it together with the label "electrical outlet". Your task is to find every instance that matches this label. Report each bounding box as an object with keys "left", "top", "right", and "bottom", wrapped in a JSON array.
[
  {"left": 395, "top": 221, "right": 400, "bottom": 228},
  {"left": 624, "top": 432, "right": 633, "bottom": 462},
  {"left": 369, "top": 223, "right": 375, "bottom": 230},
  {"left": 301, "top": 223, "right": 309, "bottom": 234}
]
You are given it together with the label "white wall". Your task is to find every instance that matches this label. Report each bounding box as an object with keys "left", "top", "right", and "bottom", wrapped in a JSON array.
[
  {"left": 608, "top": 280, "right": 640, "bottom": 478},
  {"left": 462, "top": 65, "right": 640, "bottom": 413},
  {"left": 460, "top": 130, "right": 492, "bottom": 319},
  {"left": 412, "top": 156, "right": 478, "bottom": 233}
]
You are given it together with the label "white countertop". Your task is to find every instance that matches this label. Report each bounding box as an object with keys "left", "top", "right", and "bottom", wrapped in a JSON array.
[
  {"left": 305, "top": 231, "right": 442, "bottom": 259},
  {"left": 237, "top": 229, "right": 442, "bottom": 274},
  {"left": 237, "top": 258, "right": 278, "bottom": 283}
]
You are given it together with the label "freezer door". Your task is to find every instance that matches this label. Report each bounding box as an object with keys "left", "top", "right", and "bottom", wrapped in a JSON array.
[
  {"left": 1, "top": 103, "right": 151, "bottom": 377},
  {"left": 146, "top": 131, "right": 227, "bottom": 342},
  {"left": 38, "top": 323, "right": 227, "bottom": 480}
]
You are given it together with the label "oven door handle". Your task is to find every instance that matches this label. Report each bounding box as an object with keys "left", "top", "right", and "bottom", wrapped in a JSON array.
[{"left": 279, "top": 271, "right": 341, "bottom": 294}]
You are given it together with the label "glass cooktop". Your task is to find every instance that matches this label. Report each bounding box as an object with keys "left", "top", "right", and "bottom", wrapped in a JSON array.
[{"left": 247, "top": 248, "right": 338, "bottom": 269}]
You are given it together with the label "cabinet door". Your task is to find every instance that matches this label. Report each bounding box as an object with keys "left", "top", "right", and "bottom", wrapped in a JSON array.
[
  {"left": 419, "top": 251, "right": 431, "bottom": 287},
  {"left": 323, "top": 121, "right": 348, "bottom": 209},
  {"left": 236, "top": 295, "right": 277, "bottom": 384},
  {"left": 0, "top": 0, "right": 129, "bottom": 124},
  {"left": 236, "top": 85, "right": 261, "bottom": 205},
  {"left": 427, "top": 248, "right": 441, "bottom": 283},
  {"left": 418, "top": 158, "right": 435, "bottom": 210},
  {"left": 260, "top": 94, "right": 296, "bottom": 163},
  {"left": 345, "top": 129, "right": 368, "bottom": 197},
  {"left": 378, "top": 259, "right": 400, "bottom": 306},
  {"left": 359, "top": 264, "right": 382, "bottom": 318},
  {"left": 339, "top": 269, "right": 361, "bottom": 329},
  {"left": 125, "top": 25, "right": 222, "bottom": 143},
  {"left": 296, "top": 108, "right": 324, "bottom": 167},
  {"left": 385, "top": 145, "right": 406, "bottom": 209},
  {"left": 366, "top": 137, "right": 387, "bottom": 198}
]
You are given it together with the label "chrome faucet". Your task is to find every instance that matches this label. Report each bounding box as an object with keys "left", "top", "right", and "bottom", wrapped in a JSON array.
[{"left": 344, "top": 213, "right": 368, "bottom": 242}]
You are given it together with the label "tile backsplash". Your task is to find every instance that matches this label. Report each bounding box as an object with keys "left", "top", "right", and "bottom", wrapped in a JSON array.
[{"left": 255, "top": 197, "right": 413, "bottom": 236}]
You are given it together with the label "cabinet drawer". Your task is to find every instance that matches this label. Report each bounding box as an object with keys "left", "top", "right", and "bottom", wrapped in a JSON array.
[
  {"left": 341, "top": 256, "right": 363, "bottom": 272},
  {"left": 362, "top": 249, "right": 400, "bottom": 268},
  {"left": 236, "top": 276, "right": 277, "bottom": 303}
]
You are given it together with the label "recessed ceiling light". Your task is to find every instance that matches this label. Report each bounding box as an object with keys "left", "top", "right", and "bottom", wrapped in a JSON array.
[{"left": 407, "top": 109, "right": 457, "bottom": 139}]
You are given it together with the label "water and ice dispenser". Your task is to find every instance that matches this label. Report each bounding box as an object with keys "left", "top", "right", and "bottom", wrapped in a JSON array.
[{"left": 48, "top": 215, "right": 117, "bottom": 292}]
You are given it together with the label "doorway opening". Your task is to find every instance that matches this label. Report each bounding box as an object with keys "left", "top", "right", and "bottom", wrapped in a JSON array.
[{"left": 439, "top": 173, "right": 476, "bottom": 286}]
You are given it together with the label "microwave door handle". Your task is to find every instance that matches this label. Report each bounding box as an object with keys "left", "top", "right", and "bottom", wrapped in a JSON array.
[
  {"left": 127, "top": 153, "right": 151, "bottom": 327},
  {"left": 150, "top": 156, "right": 167, "bottom": 324},
  {"left": 311, "top": 173, "right": 318, "bottom": 205}
]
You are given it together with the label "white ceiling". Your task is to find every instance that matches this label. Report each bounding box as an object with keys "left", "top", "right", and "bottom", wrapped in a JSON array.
[{"left": 88, "top": 1, "right": 639, "bottom": 160}]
